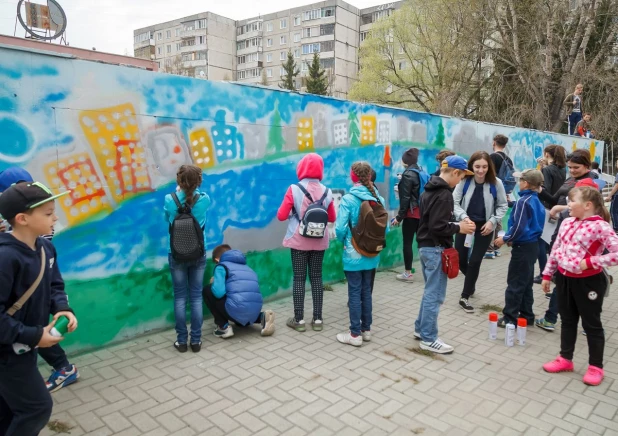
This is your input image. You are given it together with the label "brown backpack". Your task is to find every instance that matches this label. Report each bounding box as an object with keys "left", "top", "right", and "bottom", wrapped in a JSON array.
[{"left": 349, "top": 197, "right": 388, "bottom": 258}]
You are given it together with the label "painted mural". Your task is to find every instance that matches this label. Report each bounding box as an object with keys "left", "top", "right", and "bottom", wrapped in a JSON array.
[{"left": 0, "top": 46, "right": 602, "bottom": 353}]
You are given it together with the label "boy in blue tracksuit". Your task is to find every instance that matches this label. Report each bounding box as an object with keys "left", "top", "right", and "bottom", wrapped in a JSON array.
[
  {"left": 494, "top": 169, "right": 545, "bottom": 326},
  {"left": 202, "top": 245, "right": 275, "bottom": 338}
]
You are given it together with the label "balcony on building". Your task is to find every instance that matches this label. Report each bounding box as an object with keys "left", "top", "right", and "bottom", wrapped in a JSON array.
[{"left": 184, "top": 59, "right": 208, "bottom": 68}]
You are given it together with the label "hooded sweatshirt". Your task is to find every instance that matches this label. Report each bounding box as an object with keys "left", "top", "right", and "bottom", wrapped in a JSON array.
[
  {"left": 416, "top": 176, "right": 460, "bottom": 248},
  {"left": 0, "top": 233, "right": 72, "bottom": 354},
  {"left": 277, "top": 153, "right": 336, "bottom": 251}
]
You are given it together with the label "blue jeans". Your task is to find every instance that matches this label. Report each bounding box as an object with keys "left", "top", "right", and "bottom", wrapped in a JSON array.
[
  {"left": 414, "top": 247, "right": 447, "bottom": 342},
  {"left": 169, "top": 254, "right": 206, "bottom": 344},
  {"left": 345, "top": 270, "right": 373, "bottom": 335}
]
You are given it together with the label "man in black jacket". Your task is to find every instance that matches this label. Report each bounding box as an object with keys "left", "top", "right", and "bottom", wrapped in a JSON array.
[{"left": 392, "top": 148, "right": 425, "bottom": 283}]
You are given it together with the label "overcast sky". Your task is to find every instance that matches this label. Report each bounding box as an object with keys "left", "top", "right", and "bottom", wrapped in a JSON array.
[{"left": 0, "top": 0, "right": 382, "bottom": 55}]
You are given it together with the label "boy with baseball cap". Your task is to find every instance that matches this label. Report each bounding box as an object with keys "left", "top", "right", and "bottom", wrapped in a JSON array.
[
  {"left": 0, "top": 181, "right": 78, "bottom": 435},
  {"left": 494, "top": 169, "right": 546, "bottom": 327}
]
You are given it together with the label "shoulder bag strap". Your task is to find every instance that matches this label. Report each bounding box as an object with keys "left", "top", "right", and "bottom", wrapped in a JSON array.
[{"left": 6, "top": 247, "right": 46, "bottom": 317}]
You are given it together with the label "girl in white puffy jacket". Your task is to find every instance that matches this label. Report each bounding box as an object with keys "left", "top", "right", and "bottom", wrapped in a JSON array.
[{"left": 541, "top": 186, "right": 618, "bottom": 386}]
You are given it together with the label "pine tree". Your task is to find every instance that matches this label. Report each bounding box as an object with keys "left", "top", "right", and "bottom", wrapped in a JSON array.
[
  {"left": 306, "top": 53, "right": 328, "bottom": 95},
  {"left": 348, "top": 110, "right": 360, "bottom": 147},
  {"left": 279, "top": 50, "right": 299, "bottom": 91},
  {"left": 433, "top": 121, "right": 445, "bottom": 147},
  {"left": 267, "top": 100, "right": 285, "bottom": 154}
]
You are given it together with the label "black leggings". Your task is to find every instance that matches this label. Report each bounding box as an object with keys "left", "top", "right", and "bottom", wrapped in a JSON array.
[
  {"left": 454, "top": 222, "right": 493, "bottom": 298},
  {"left": 291, "top": 249, "right": 325, "bottom": 321},
  {"left": 402, "top": 218, "right": 420, "bottom": 271}
]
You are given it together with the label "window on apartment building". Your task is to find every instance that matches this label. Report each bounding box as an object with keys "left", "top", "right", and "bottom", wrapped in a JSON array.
[
  {"left": 197, "top": 19, "right": 207, "bottom": 29},
  {"left": 373, "top": 9, "right": 391, "bottom": 22},
  {"left": 320, "top": 57, "right": 334, "bottom": 69},
  {"left": 301, "top": 62, "right": 308, "bottom": 72},
  {"left": 267, "top": 68, "right": 272, "bottom": 77},
  {"left": 361, "top": 14, "right": 372, "bottom": 25},
  {"left": 196, "top": 51, "right": 207, "bottom": 61},
  {"left": 320, "top": 40, "right": 334, "bottom": 52},
  {"left": 238, "top": 70, "right": 246, "bottom": 79},
  {"left": 280, "top": 67, "right": 285, "bottom": 76},
  {"left": 280, "top": 18, "right": 287, "bottom": 29},
  {"left": 266, "top": 53, "right": 272, "bottom": 62},
  {"left": 166, "top": 30, "right": 171, "bottom": 39},
  {"left": 294, "top": 16, "right": 301, "bottom": 26},
  {"left": 167, "top": 45, "right": 171, "bottom": 53},
  {"left": 182, "top": 53, "right": 192, "bottom": 62},
  {"left": 320, "top": 24, "right": 335, "bottom": 36},
  {"left": 280, "top": 35, "right": 287, "bottom": 45},
  {"left": 294, "top": 49, "right": 300, "bottom": 58},
  {"left": 303, "top": 27, "right": 318, "bottom": 38},
  {"left": 399, "top": 45, "right": 404, "bottom": 54},
  {"left": 175, "top": 28, "right": 180, "bottom": 37},
  {"left": 197, "top": 36, "right": 205, "bottom": 44},
  {"left": 398, "top": 61, "right": 407, "bottom": 70},
  {"left": 322, "top": 7, "right": 335, "bottom": 17},
  {"left": 157, "top": 32, "right": 162, "bottom": 40},
  {"left": 157, "top": 47, "right": 162, "bottom": 55},
  {"left": 294, "top": 33, "right": 301, "bottom": 42},
  {"left": 176, "top": 43, "right": 181, "bottom": 51},
  {"left": 265, "top": 38, "right": 271, "bottom": 47},
  {"left": 236, "top": 42, "right": 243, "bottom": 50},
  {"left": 251, "top": 38, "right": 261, "bottom": 47},
  {"left": 237, "top": 26, "right": 244, "bottom": 36},
  {"left": 266, "top": 23, "right": 273, "bottom": 32},
  {"left": 280, "top": 51, "right": 286, "bottom": 60},
  {"left": 165, "top": 58, "right": 172, "bottom": 67},
  {"left": 181, "top": 39, "right": 196, "bottom": 47},
  {"left": 184, "top": 23, "right": 195, "bottom": 31},
  {"left": 238, "top": 55, "right": 246, "bottom": 64},
  {"left": 301, "top": 43, "right": 320, "bottom": 54},
  {"left": 304, "top": 9, "right": 320, "bottom": 21},
  {"left": 360, "top": 31, "right": 368, "bottom": 42}
]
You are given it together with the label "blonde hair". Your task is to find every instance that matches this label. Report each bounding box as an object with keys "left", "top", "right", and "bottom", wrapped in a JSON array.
[
  {"left": 351, "top": 161, "right": 378, "bottom": 200},
  {"left": 569, "top": 187, "right": 610, "bottom": 222}
]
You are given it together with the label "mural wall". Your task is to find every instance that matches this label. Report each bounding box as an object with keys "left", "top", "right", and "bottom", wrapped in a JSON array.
[{"left": 0, "top": 46, "right": 602, "bottom": 352}]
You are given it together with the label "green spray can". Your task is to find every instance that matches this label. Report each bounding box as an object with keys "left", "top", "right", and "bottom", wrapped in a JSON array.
[{"left": 50, "top": 316, "right": 70, "bottom": 337}]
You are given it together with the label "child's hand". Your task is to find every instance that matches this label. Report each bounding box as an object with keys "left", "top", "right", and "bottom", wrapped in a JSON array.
[
  {"left": 579, "top": 259, "right": 588, "bottom": 271},
  {"left": 54, "top": 311, "right": 78, "bottom": 332},
  {"left": 0, "top": 222, "right": 6, "bottom": 233},
  {"left": 541, "top": 279, "right": 551, "bottom": 293},
  {"left": 459, "top": 220, "right": 475, "bottom": 234},
  {"left": 210, "top": 276, "right": 214, "bottom": 284},
  {"left": 38, "top": 321, "right": 64, "bottom": 348},
  {"left": 480, "top": 221, "right": 493, "bottom": 236},
  {"left": 494, "top": 237, "right": 505, "bottom": 248}
]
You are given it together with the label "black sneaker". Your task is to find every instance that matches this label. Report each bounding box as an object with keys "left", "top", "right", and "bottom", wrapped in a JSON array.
[
  {"left": 190, "top": 342, "right": 202, "bottom": 353},
  {"left": 174, "top": 341, "right": 188, "bottom": 353},
  {"left": 533, "top": 275, "right": 542, "bottom": 284},
  {"left": 459, "top": 298, "right": 474, "bottom": 313}
]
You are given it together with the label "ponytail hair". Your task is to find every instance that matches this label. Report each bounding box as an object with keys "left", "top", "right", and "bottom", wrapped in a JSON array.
[
  {"left": 544, "top": 144, "right": 567, "bottom": 169},
  {"left": 569, "top": 187, "right": 610, "bottom": 222},
  {"left": 351, "top": 161, "right": 379, "bottom": 201},
  {"left": 176, "top": 164, "right": 203, "bottom": 206}
]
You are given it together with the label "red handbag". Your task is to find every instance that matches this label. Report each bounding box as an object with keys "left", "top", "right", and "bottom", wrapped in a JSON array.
[{"left": 441, "top": 247, "right": 460, "bottom": 279}]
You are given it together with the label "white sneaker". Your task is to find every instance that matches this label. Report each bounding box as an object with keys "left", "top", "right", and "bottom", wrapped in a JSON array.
[
  {"left": 214, "top": 325, "right": 234, "bottom": 339},
  {"left": 413, "top": 331, "right": 421, "bottom": 340},
  {"left": 419, "top": 338, "right": 454, "bottom": 354},
  {"left": 396, "top": 272, "right": 414, "bottom": 282},
  {"left": 261, "top": 310, "right": 275, "bottom": 336},
  {"left": 336, "top": 332, "right": 362, "bottom": 347},
  {"left": 361, "top": 331, "right": 372, "bottom": 342}
]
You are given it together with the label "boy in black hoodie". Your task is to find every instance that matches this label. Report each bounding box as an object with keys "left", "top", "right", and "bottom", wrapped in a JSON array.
[
  {"left": 0, "top": 182, "right": 77, "bottom": 435},
  {"left": 414, "top": 156, "right": 475, "bottom": 354}
]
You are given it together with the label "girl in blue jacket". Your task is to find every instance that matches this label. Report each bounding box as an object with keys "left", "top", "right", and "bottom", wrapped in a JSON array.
[
  {"left": 164, "top": 165, "right": 210, "bottom": 353},
  {"left": 335, "top": 162, "right": 386, "bottom": 347}
]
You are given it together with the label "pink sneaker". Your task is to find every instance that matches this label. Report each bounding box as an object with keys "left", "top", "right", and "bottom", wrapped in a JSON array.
[
  {"left": 543, "top": 356, "right": 574, "bottom": 373},
  {"left": 583, "top": 365, "right": 604, "bottom": 386}
]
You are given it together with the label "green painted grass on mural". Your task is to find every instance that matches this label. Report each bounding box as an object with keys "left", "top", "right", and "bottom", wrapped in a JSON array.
[{"left": 61, "top": 229, "right": 404, "bottom": 353}]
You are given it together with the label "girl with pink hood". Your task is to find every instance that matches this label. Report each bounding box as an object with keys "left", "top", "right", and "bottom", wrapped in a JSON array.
[{"left": 277, "top": 153, "right": 336, "bottom": 332}]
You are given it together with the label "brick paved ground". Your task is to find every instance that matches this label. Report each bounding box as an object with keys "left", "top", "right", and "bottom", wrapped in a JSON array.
[{"left": 41, "top": 250, "right": 618, "bottom": 436}]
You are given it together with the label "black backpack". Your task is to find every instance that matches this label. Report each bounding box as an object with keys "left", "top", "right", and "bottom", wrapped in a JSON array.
[
  {"left": 295, "top": 183, "right": 330, "bottom": 239},
  {"left": 496, "top": 152, "right": 516, "bottom": 194},
  {"left": 169, "top": 193, "right": 204, "bottom": 261}
]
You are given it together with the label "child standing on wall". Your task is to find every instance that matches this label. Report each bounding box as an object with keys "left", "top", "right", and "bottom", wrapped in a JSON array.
[
  {"left": 494, "top": 169, "right": 545, "bottom": 328},
  {"left": 0, "top": 182, "right": 78, "bottom": 435},
  {"left": 164, "top": 165, "right": 210, "bottom": 353},
  {"left": 414, "top": 156, "right": 475, "bottom": 354},
  {"left": 0, "top": 167, "right": 80, "bottom": 393},
  {"left": 335, "top": 162, "right": 387, "bottom": 347},
  {"left": 202, "top": 244, "right": 275, "bottom": 338},
  {"left": 277, "top": 153, "right": 336, "bottom": 332},
  {"left": 541, "top": 186, "right": 618, "bottom": 386}
]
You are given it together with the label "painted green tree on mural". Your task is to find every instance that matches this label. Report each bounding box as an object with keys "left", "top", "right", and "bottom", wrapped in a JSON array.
[
  {"left": 267, "top": 100, "right": 284, "bottom": 154},
  {"left": 348, "top": 110, "right": 360, "bottom": 146},
  {"left": 433, "top": 121, "right": 445, "bottom": 148}
]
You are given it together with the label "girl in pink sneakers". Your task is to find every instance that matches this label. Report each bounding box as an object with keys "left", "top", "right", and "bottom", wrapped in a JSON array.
[{"left": 541, "top": 186, "right": 618, "bottom": 386}]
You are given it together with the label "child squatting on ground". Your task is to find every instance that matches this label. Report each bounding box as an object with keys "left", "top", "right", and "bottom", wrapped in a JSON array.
[
  {"left": 202, "top": 244, "right": 275, "bottom": 338},
  {"left": 414, "top": 155, "right": 476, "bottom": 354},
  {"left": 541, "top": 186, "right": 618, "bottom": 386},
  {"left": 0, "top": 181, "right": 78, "bottom": 436}
]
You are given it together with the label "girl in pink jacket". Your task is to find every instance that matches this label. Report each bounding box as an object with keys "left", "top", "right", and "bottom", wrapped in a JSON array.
[
  {"left": 541, "top": 186, "right": 618, "bottom": 386},
  {"left": 277, "top": 153, "right": 336, "bottom": 332}
]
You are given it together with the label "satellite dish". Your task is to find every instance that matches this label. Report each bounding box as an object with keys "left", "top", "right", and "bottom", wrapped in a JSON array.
[
  {"left": 199, "top": 71, "right": 205, "bottom": 78},
  {"left": 16, "top": 0, "right": 67, "bottom": 41}
]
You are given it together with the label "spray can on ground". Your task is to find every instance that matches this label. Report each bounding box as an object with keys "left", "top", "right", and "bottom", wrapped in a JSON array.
[
  {"left": 517, "top": 318, "right": 527, "bottom": 346},
  {"left": 488, "top": 312, "right": 498, "bottom": 340},
  {"left": 50, "top": 316, "right": 70, "bottom": 337},
  {"left": 505, "top": 323, "right": 515, "bottom": 347}
]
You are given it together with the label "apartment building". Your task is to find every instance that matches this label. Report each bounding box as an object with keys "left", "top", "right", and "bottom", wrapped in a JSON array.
[
  {"left": 133, "top": 1, "right": 404, "bottom": 97},
  {"left": 133, "top": 12, "right": 236, "bottom": 81}
]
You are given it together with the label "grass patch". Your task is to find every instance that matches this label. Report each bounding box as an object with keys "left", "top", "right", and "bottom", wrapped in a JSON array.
[
  {"left": 47, "top": 420, "right": 73, "bottom": 434},
  {"left": 402, "top": 375, "right": 420, "bottom": 384},
  {"left": 323, "top": 284, "right": 334, "bottom": 292},
  {"left": 406, "top": 346, "right": 446, "bottom": 361},
  {"left": 383, "top": 350, "right": 406, "bottom": 361},
  {"left": 479, "top": 304, "right": 503, "bottom": 313},
  {"left": 411, "top": 428, "right": 425, "bottom": 434}
]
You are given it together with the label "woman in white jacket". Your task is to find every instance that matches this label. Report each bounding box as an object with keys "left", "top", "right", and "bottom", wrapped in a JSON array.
[{"left": 452, "top": 151, "right": 508, "bottom": 313}]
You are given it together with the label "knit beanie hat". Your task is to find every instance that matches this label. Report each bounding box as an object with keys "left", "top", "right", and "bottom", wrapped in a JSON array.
[{"left": 402, "top": 148, "right": 419, "bottom": 166}]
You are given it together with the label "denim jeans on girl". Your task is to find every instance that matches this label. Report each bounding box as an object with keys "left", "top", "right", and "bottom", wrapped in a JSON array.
[
  {"left": 345, "top": 270, "right": 373, "bottom": 335},
  {"left": 414, "top": 247, "right": 447, "bottom": 342},
  {"left": 169, "top": 254, "right": 206, "bottom": 344}
]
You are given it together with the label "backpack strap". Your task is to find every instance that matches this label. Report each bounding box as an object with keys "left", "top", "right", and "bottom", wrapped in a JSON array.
[
  {"left": 171, "top": 192, "right": 182, "bottom": 209},
  {"left": 172, "top": 192, "right": 199, "bottom": 212},
  {"left": 462, "top": 178, "right": 472, "bottom": 197},
  {"left": 6, "top": 247, "right": 46, "bottom": 317},
  {"left": 294, "top": 183, "right": 315, "bottom": 203},
  {"left": 318, "top": 188, "right": 329, "bottom": 205}
]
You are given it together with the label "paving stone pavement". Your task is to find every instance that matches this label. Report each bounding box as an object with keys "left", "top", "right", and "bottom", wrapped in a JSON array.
[{"left": 40, "top": 250, "right": 618, "bottom": 436}]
